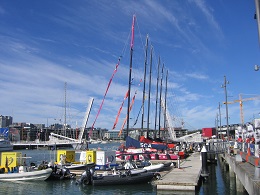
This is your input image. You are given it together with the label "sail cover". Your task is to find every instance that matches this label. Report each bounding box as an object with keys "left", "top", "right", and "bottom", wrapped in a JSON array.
[{"left": 125, "top": 136, "right": 167, "bottom": 150}]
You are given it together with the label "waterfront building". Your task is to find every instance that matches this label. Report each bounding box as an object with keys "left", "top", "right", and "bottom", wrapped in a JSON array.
[
  {"left": 0, "top": 115, "right": 13, "bottom": 128},
  {"left": 103, "top": 130, "right": 125, "bottom": 141}
]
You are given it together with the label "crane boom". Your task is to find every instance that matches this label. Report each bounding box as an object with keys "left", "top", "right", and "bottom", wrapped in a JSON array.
[{"left": 223, "top": 94, "right": 260, "bottom": 125}]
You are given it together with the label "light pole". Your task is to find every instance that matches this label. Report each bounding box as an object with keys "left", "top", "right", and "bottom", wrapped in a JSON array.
[
  {"left": 222, "top": 76, "right": 230, "bottom": 139},
  {"left": 218, "top": 102, "right": 222, "bottom": 139}
]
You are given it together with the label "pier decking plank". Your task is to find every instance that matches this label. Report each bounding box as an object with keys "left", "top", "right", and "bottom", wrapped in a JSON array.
[{"left": 155, "top": 152, "right": 202, "bottom": 191}]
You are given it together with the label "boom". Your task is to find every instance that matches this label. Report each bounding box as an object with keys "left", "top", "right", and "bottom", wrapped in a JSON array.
[{"left": 223, "top": 94, "right": 260, "bottom": 125}]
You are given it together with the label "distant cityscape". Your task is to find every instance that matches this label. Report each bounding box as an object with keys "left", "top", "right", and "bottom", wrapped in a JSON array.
[
  {"left": 1, "top": 114, "right": 246, "bottom": 143},
  {"left": 0, "top": 115, "right": 190, "bottom": 142}
]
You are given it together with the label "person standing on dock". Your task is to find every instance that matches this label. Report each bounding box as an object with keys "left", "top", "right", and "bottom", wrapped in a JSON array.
[
  {"left": 245, "top": 136, "right": 250, "bottom": 143},
  {"left": 250, "top": 136, "right": 255, "bottom": 144},
  {"left": 237, "top": 136, "right": 243, "bottom": 142},
  {"left": 118, "top": 143, "right": 126, "bottom": 152}
]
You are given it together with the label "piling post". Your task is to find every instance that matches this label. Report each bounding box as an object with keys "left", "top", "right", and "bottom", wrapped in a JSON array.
[
  {"left": 177, "top": 156, "right": 180, "bottom": 169},
  {"left": 254, "top": 166, "right": 260, "bottom": 180},
  {"left": 201, "top": 145, "right": 209, "bottom": 180},
  {"left": 236, "top": 175, "right": 245, "bottom": 193}
]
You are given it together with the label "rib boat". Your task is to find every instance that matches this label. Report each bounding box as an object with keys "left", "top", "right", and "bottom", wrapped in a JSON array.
[
  {"left": 76, "top": 163, "right": 160, "bottom": 186},
  {"left": 0, "top": 166, "right": 52, "bottom": 181}
]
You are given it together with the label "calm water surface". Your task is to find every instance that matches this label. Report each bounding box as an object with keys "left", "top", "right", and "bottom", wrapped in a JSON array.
[{"left": 0, "top": 143, "right": 246, "bottom": 195}]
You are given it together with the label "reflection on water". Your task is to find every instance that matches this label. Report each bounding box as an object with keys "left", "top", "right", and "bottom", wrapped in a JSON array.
[
  {"left": 0, "top": 180, "right": 156, "bottom": 195},
  {"left": 199, "top": 156, "right": 248, "bottom": 195},
  {"left": 80, "top": 183, "right": 156, "bottom": 195}
]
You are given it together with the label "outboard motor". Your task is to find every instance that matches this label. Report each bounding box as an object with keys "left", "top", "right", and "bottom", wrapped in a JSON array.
[
  {"left": 76, "top": 166, "right": 94, "bottom": 185},
  {"left": 154, "top": 172, "right": 161, "bottom": 180},
  {"left": 60, "top": 168, "right": 71, "bottom": 180}
]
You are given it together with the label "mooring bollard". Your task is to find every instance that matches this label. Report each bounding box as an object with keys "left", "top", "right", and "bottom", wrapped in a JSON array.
[
  {"left": 201, "top": 145, "right": 209, "bottom": 179},
  {"left": 177, "top": 156, "right": 180, "bottom": 169}
]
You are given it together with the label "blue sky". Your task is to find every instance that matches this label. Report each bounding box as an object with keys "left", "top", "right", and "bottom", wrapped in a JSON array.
[{"left": 0, "top": 0, "right": 259, "bottom": 131}]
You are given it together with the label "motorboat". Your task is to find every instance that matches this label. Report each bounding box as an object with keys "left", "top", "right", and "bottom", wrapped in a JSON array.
[
  {"left": 0, "top": 152, "right": 52, "bottom": 181},
  {"left": 0, "top": 136, "right": 13, "bottom": 152},
  {"left": 38, "top": 161, "right": 76, "bottom": 180},
  {"left": 0, "top": 166, "right": 52, "bottom": 181},
  {"left": 137, "top": 161, "right": 164, "bottom": 172},
  {"left": 55, "top": 150, "right": 90, "bottom": 174},
  {"left": 119, "top": 160, "right": 164, "bottom": 172},
  {"left": 76, "top": 163, "right": 160, "bottom": 186}
]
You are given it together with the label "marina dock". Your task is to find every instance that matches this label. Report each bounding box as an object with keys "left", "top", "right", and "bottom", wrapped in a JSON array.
[
  {"left": 219, "top": 150, "right": 260, "bottom": 195},
  {"left": 154, "top": 152, "right": 202, "bottom": 191}
]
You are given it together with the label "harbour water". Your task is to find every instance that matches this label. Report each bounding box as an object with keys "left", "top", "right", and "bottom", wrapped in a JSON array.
[{"left": 0, "top": 143, "right": 246, "bottom": 195}]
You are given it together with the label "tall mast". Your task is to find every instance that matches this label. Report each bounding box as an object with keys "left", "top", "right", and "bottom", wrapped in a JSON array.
[
  {"left": 141, "top": 35, "right": 148, "bottom": 132},
  {"left": 126, "top": 15, "right": 136, "bottom": 138},
  {"left": 158, "top": 63, "right": 164, "bottom": 138},
  {"left": 163, "top": 70, "right": 168, "bottom": 135},
  {"left": 147, "top": 46, "right": 153, "bottom": 137},
  {"left": 218, "top": 102, "right": 222, "bottom": 139},
  {"left": 64, "top": 82, "right": 67, "bottom": 137},
  {"left": 154, "top": 56, "right": 160, "bottom": 135}
]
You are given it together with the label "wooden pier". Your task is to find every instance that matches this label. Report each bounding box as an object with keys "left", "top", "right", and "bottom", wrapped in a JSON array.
[{"left": 154, "top": 152, "right": 202, "bottom": 191}]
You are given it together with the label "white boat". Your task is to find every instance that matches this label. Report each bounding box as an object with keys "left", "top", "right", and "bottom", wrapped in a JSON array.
[
  {"left": 0, "top": 136, "right": 13, "bottom": 152},
  {"left": 124, "top": 160, "right": 164, "bottom": 172},
  {"left": 142, "top": 162, "right": 164, "bottom": 172},
  {"left": 0, "top": 166, "right": 52, "bottom": 181},
  {"left": 64, "top": 163, "right": 88, "bottom": 171}
]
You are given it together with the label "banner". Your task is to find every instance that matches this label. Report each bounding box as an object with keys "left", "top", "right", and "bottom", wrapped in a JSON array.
[{"left": 0, "top": 127, "right": 9, "bottom": 137}]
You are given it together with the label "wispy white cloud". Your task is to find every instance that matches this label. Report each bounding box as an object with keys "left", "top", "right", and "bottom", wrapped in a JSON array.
[
  {"left": 185, "top": 72, "right": 208, "bottom": 80},
  {"left": 192, "top": 0, "right": 223, "bottom": 35}
]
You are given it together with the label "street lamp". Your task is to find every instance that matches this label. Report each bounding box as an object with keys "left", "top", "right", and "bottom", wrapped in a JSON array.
[
  {"left": 255, "top": 64, "right": 260, "bottom": 71},
  {"left": 221, "top": 75, "right": 230, "bottom": 139}
]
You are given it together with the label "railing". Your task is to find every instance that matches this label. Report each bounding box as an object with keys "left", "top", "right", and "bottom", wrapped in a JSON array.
[{"left": 206, "top": 140, "right": 260, "bottom": 160}]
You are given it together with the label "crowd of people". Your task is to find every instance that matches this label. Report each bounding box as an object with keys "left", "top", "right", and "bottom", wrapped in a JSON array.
[{"left": 237, "top": 135, "right": 255, "bottom": 144}]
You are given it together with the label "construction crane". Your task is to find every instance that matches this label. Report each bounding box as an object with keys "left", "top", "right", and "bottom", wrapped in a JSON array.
[{"left": 223, "top": 94, "right": 260, "bottom": 125}]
